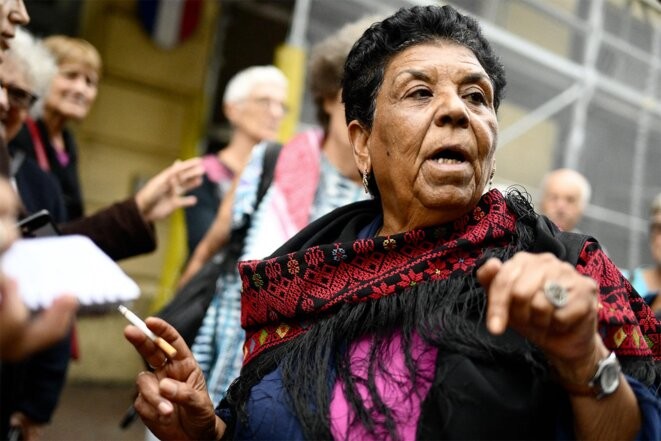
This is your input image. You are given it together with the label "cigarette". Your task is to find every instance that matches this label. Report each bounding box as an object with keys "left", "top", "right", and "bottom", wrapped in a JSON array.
[{"left": 118, "top": 305, "right": 177, "bottom": 359}]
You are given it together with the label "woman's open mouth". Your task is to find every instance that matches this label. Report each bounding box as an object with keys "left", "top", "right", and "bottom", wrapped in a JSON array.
[{"left": 431, "top": 147, "right": 467, "bottom": 165}]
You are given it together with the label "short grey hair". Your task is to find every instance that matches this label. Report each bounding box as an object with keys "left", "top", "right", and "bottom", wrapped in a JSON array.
[
  {"left": 6, "top": 27, "right": 58, "bottom": 118},
  {"left": 651, "top": 193, "right": 661, "bottom": 216},
  {"left": 540, "top": 168, "right": 592, "bottom": 207},
  {"left": 222, "top": 65, "right": 287, "bottom": 105}
]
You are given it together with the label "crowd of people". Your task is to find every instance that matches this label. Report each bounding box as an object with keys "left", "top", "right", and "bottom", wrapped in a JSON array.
[
  {"left": 0, "top": 0, "right": 204, "bottom": 438},
  {"left": 0, "top": 0, "right": 659, "bottom": 440}
]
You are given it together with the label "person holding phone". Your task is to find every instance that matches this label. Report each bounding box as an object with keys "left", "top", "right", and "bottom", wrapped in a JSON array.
[{"left": 0, "top": 27, "right": 203, "bottom": 440}]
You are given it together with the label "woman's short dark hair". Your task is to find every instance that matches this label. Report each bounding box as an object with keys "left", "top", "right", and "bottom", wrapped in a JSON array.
[{"left": 342, "top": 4, "right": 506, "bottom": 130}]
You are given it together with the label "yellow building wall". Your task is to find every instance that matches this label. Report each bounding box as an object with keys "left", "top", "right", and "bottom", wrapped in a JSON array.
[{"left": 67, "top": 0, "right": 219, "bottom": 383}]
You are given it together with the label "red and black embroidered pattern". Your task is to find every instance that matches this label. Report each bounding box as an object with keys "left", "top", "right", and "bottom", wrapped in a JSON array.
[{"left": 239, "top": 191, "right": 660, "bottom": 366}]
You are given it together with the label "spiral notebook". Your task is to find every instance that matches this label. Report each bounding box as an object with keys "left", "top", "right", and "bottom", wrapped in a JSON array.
[{"left": 1, "top": 235, "right": 140, "bottom": 311}]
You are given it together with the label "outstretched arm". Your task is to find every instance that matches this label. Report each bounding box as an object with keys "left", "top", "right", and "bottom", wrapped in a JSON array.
[
  {"left": 478, "top": 253, "right": 641, "bottom": 440},
  {"left": 135, "top": 158, "right": 204, "bottom": 223},
  {"left": 60, "top": 158, "right": 204, "bottom": 261}
]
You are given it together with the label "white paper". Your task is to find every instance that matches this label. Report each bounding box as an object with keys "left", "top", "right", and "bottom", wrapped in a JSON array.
[{"left": 1, "top": 235, "right": 140, "bottom": 310}]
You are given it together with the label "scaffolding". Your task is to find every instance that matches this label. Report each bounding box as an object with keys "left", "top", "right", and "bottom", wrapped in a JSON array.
[{"left": 301, "top": 0, "right": 661, "bottom": 269}]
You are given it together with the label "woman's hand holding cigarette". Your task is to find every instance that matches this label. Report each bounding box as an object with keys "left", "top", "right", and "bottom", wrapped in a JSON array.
[{"left": 124, "top": 317, "right": 226, "bottom": 441}]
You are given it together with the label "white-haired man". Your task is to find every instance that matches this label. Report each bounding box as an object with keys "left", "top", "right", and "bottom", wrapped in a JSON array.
[
  {"left": 540, "top": 168, "right": 592, "bottom": 232},
  {"left": 185, "top": 65, "right": 288, "bottom": 253}
]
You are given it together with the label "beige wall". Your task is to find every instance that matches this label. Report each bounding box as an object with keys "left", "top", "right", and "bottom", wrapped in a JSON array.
[
  {"left": 493, "top": 0, "right": 574, "bottom": 194},
  {"left": 495, "top": 103, "right": 556, "bottom": 192},
  {"left": 67, "top": 0, "right": 218, "bottom": 383}
]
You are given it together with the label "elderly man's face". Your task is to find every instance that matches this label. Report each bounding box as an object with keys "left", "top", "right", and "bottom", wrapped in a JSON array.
[
  {"left": 540, "top": 175, "right": 585, "bottom": 232},
  {"left": 0, "top": 0, "right": 29, "bottom": 63},
  {"left": 350, "top": 42, "right": 498, "bottom": 233}
]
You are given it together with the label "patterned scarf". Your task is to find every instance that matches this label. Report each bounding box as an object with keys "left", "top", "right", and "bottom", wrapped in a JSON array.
[{"left": 238, "top": 190, "right": 660, "bottom": 367}]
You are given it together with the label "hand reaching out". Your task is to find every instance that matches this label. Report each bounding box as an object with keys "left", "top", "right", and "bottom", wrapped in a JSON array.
[
  {"left": 135, "top": 158, "right": 204, "bottom": 223},
  {"left": 477, "top": 252, "right": 604, "bottom": 385}
]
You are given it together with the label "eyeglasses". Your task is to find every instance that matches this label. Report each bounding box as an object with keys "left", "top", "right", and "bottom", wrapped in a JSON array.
[
  {"left": 246, "top": 96, "right": 289, "bottom": 114},
  {"left": 0, "top": 79, "right": 38, "bottom": 110}
]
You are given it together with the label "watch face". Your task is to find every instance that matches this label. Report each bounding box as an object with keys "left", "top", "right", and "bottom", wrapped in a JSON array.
[{"left": 600, "top": 363, "right": 621, "bottom": 394}]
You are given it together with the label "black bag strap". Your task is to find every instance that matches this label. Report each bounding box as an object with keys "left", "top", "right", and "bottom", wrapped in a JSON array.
[
  {"left": 156, "top": 142, "right": 283, "bottom": 343},
  {"left": 256, "top": 141, "right": 282, "bottom": 208},
  {"left": 220, "top": 142, "right": 283, "bottom": 270}
]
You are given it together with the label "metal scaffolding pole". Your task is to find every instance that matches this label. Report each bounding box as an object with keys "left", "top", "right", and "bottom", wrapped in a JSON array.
[
  {"left": 627, "top": 21, "right": 660, "bottom": 269},
  {"left": 497, "top": 84, "right": 582, "bottom": 150},
  {"left": 477, "top": 18, "right": 661, "bottom": 121},
  {"left": 563, "top": 0, "right": 604, "bottom": 169}
]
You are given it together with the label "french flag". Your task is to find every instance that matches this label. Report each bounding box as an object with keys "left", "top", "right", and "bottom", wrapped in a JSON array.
[{"left": 137, "top": 0, "right": 203, "bottom": 50}]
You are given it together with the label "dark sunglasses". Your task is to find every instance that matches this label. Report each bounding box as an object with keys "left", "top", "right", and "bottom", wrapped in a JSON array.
[
  {"left": 651, "top": 223, "right": 661, "bottom": 234},
  {"left": 0, "top": 79, "right": 38, "bottom": 110}
]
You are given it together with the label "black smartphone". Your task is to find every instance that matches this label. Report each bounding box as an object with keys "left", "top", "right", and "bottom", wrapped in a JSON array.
[{"left": 17, "top": 209, "right": 61, "bottom": 238}]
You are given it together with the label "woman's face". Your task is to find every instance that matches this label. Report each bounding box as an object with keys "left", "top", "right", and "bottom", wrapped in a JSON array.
[
  {"left": 225, "top": 82, "right": 287, "bottom": 144},
  {"left": 45, "top": 62, "right": 98, "bottom": 121},
  {"left": 349, "top": 42, "right": 498, "bottom": 234}
]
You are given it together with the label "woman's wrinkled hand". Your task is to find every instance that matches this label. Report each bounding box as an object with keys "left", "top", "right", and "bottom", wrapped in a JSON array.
[
  {"left": 477, "top": 252, "right": 606, "bottom": 385},
  {"left": 124, "top": 317, "right": 225, "bottom": 441}
]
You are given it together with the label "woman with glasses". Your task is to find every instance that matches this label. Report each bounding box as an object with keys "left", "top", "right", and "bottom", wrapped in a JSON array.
[
  {"left": 0, "top": 28, "right": 206, "bottom": 441},
  {"left": 1, "top": 26, "right": 65, "bottom": 222},
  {"left": 10, "top": 35, "right": 101, "bottom": 221},
  {"left": 184, "top": 65, "right": 288, "bottom": 254}
]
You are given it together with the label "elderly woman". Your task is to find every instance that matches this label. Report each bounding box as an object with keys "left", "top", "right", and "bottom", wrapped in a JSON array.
[
  {"left": 185, "top": 65, "right": 288, "bottom": 254},
  {"left": 125, "top": 5, "right": 660, "bottom": 440},
  {"left": 10, "top": 35, "right": 101, "bottom": 221},
  {"left": 0, "top": 28, "right": 203, "bottom": 441}
]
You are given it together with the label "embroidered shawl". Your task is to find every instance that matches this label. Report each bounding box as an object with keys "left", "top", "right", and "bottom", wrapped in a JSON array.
[{"left": 238, "top": 190, "right": 660, "bottom": 366}]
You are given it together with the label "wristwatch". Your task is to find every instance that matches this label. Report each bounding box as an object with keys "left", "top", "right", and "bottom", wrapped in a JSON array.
[
  {"left": 560, "top": 351, "right": 622, "bottom": 399},
  {"left": 589, "top": 351, "right": 622, "bottom": 399}
]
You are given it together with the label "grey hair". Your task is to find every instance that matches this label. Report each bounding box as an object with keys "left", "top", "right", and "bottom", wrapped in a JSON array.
[
  {"left": 6, "top": 27, "right": 58, "bottom": 119},
  {"left": 222, "top": 65, "right": 288, "bottom": 105},
  {"left": 651, "top": 193, "right": 661, "bottom": 216},
  {"left": 540, "top": 168, "right": 592, "bottom": 207}
]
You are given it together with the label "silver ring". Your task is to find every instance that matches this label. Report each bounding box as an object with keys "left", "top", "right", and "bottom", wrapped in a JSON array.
[{"left": 544, "top": 281, "right": 568, "bottom": 308}]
